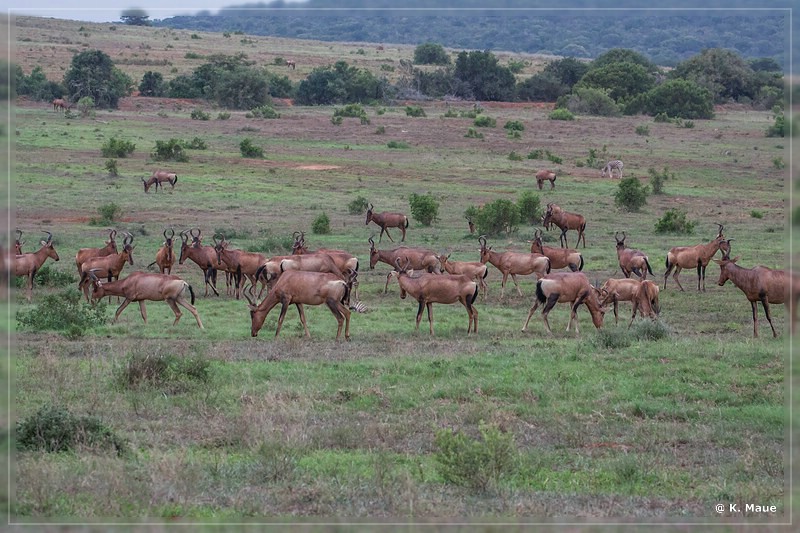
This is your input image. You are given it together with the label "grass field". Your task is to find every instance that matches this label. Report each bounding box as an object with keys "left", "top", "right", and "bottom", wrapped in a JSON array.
[{"left": 5, "top": 15, "right": 795, "bottom": 525}]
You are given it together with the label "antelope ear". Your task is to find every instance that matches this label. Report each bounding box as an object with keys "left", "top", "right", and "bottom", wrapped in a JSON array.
[
  {"left": 731, "top": 256, "right": 740, "bottom": 263},
  {"left": 712, "top": 259, "right": 722, "bottom": 265}
]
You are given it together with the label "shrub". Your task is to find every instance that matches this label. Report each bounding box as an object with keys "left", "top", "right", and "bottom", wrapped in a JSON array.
[
  {"left": 190, "top": 108, "right": 210, "bottom": 120},
  {"left": 504, "top": 120, "right": 525, "bottom": 132},
  {"left": 465, "top": 128, "right": 483, "bottom": 139},
  {"left": 473, "top": 115, "right": 496, "bottom": 128},
  {"left": 517, "top": 191, "right": 542, "bottom": 225},
  {"left": 16, "top": 404, "right": 126, "bottom": 455},
  {"left": 180, "top": 137, "right": 207, "bottom": 150},
  {"left": 409, "top": 193, "right": 440, "bottom": 226},
  {"left": 312, "top": 212, "right": 331, "bottom": 234},
  {"left": 507, "top": 130, "right": 522, "bottom": 140},
  {"left": 16, "top": 288, "right": 107, "bottom": 338},
  {"left": 76, "top": 96, "right": 95, "bottom": 118},
  {"left": 115, "top": 352, "right": 211, "bottom": 394},
  {"left": 635, "top": 124, "right": 650, "bottom": 136},
  {"left": 434, "top": 422, "right": 516, "bottom": 491},
  {"left": 614, "top": 177, "right": 649, "bottom": 212},
  {"left": 240, "top": 138, "right": 264, "bottom": 158},
  {"left": 527, "top": 149, "right": 544, "bottom": 159},
  {"left": 474, "top": 199, "right": 521, "bottom": 236},
  {"left": 405, "top": 105, "right": 426, "bottom": 117},
  {"left": 333, "top": 103, "right": 369, "bottom": 124},
  {"left": 773, "top": 157, "right": 785, "bottom": 169},
  {"left": 348, "top": 195, "right": 369, "bottom": 215},
  {"left": 104, "top": 158, "right": 118, "bottom": 176},
  {"left": 654, "top": 208, "right": 696, "bottom": 234},
  {"left": 249, "top": 105, "right": 280, "bottom": 119},
  {"left": 101, "top": 137, "right": 135, "bottom": 158},
  {"left": 508, "top": 151, "right": 523, "bottom": 161},
  {"left": 546, "top": 152, "right": 563, "bottom": 165},
  {"left": 92, "top": 202, "right": 121, "bottom": 225},
  {"left": 750, "top": 210, "right": 764, "bottom": 219},
  {"left": 654, "top": 112, "right": 671, "bottom": 123},
  {"left": 648, "top": 166, "right": 673, "bottom": 195},
  {"left": 152, "top": 138, "right": 188, "bottom": 162},
  {"left": 563, "top": 87, "right": 620, "bottom": 117},
  {"left": 375, "top": 126, "right": 385, "bottom": 135},
  {"left": 217, "top": 111, "right": 231, "bottom": 120},
  {"left": 387, "top": 140, "right": 410, "bottom": 149},
  {"left": 413, "top": 42, "right": 450, "bottom": 65},
  {"left": 30, "top": 264, "right": 75, "bottom": 288},
  {"left": 548, "top": 108, "right": 575, "bottom": 121}
]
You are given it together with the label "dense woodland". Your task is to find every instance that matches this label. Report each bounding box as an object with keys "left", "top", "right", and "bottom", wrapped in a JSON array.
[{"left": 154, "top": 0, "right": 794, "bottom": 71}]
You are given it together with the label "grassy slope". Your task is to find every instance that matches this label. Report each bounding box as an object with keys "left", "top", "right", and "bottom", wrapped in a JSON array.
[{"left": 8, "top": 16, "right": 793, "bottom": 522}]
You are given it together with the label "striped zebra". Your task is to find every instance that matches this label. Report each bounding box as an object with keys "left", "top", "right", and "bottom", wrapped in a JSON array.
[{"left": 601, "top": 160, "right": 623, "bottom": 179}]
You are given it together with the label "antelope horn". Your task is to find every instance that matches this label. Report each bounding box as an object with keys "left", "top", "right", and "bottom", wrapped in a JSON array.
[
  {"left": 179, "top": 230, "right": 189, "bottom": 243},
  {"left": 715, "top": 223, "right": 724, "bottom": 237},
  {"left": 478, "top": 234, "right": 487, "bottom": 247},
  {"left": 108, "top": 228, "right": 117, "bottom": 240},
  {"left": 42, "top": 230, "right": 52, "bottom": 242},
  {"left": 368, "top": 235, "right": 376, "bottom": 249},
  {"left": 292, "top": 231, "right": 302, "bottom": 242},
  {"left": 166, "top": 227, "right": 175, "bottom": 239},
  {"left": 141, "top": 177, "right": 146, "bottom": 183},
  {"left": 212, "top": 233, "right": 221, "bottom": 245},
  {"left": 368, "top": 203, "right": 374, "bottom": 210},
  {"left": 242, "top": 286, "right": 258, "bottom": 307},
  {"left": 15, "top": 229, "right": 22, "bottom": 241},
  {"left": 534, "top": 229, "right": 542, "bottom": 239},
  {"left": 122, "top": 232, "right": 133, "bottom": 246},
  {"left": 622, "top": 231, "right": 627, "bottom": 240},
  {"left": 163, "top": 228, "right": 170, "bottom": 240}
]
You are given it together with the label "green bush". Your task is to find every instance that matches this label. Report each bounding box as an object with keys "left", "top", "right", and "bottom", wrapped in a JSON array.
[
  {"left": 240, "top": 138, "right": 264, "bottom": 158},
  {"left": 548, "top": 108, "right": 575, "bottom": 121},
  {"left": 217, "top": 112, "right": 231, "bottom": 120},
  {"left": 465, "top": 128, "right": 483, "bottom": 139},
  {"left": 91, "top": 202, "right": 121, "bottom": 225},
  {"left": 409, "top": 193, "right": 440, "bottom": 226},
  {"left": 405, "top": 105, "right": 426, "bottom": 117},
  {"left": 31, "top": 264, "right": 75, "bottom": 288},
  {"left": 474, "top": 199, "right": 521, "bottom": 236},
  {"left": 348, "top": 195, "right": 369, "bottom": 215},
  {"left": 387, "top": 140, "right": 410, "bottom": 149},
  {"left": 473, "top": 115, "right": 496, "bottom": 128},
  {"left": 434, "top": 422, "right": 517, "bottom": 491},
  {"left": 654, "top": 208, "right": 696, "bottom": 234},
  {"left": 104, "top": 158, "right": 118, "bottom": 176},
  {"left": 249, "top": 105, "right": 280, "bottom": 119},
  {"left": 312, "top": 212, "right": 331, "bottom": 234},
  {"left": 563, "top": 86, "right": 620, "bottom": 117},
  {"left": 517, "top": 191, "right": 542, "bottom": 225},
  {"left": 333, "top": 103, "right": 369, "bottom": 124},
  {"left": 151, "top": 138, "right": 188, "bottom": 162},
  {"left": 614, "top": 177, "right": 649, "bottom": 212},
  {"left": 190, "top": 108, "right": 210, "bottom": 120},
  {"left": 180, "top": 137, "right": 207, "bottom": 150},
  {"left": 654, "top": 112, "right": 671, "bottom": 123},
  {"left": 635, "top": 124, "right": 650, "bottom": 136},
  {"left": 413, "top": 42, "right": 451, "bottom": 65},
  {"left": 115, "top": 352, "right": 211, "bottom": 394},
  {"left": 16, "top": 404, "right": 126, "bottom": 455},
  {"left": 16, "top": 288, "right": 107, "bottom": 338},
  {"left": 750, "top": 210, "right": 764, "bottom": 219},
  {"left": 508, "top": 151, "right": 523, "bottom": 161},
  {"left": 100, "top": 137, "right": 135, "bottom": 158},
  {"left": 648, "top": 166, "right": 673, "bottom": 195},
  {"left": 504, "top": 120, "right": 525, "bottom": 132}
]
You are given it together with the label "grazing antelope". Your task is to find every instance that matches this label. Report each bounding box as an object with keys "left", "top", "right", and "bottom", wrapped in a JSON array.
[
  {"left": 147, "top": 228, "right": 176, "bottom": 274},
  {"left": 478, "top": 235, "right": 550, "bottom": 298},
  {"left": 528, "top": 229, "right": 583, "bottom": 272},
  {"left": 87, "top": 270, "right": 203, "bottom": 328},
  {"left": 390, "top": 258, "right": 479, "bottom": 335},
  {"left": 466, "top": 217, "right": 476, "bottom": 234},
  {"left": 714, "top": 254, "right": 799, "bottom": 338},
  {"left": 598, "top": 278, "right": 645, "bottom": 326},
  {"left": 214, "top": 234, "right": 268, "bottom": 299},
  {"left": 245, "top": 269, "right": 358, "bottom": 340},
  {"left": 75, "top": 228, "right": 118, "bottom": 275},
  {"left": 664, "top": 224, "right": 730, "bottom": 291},
  {"left": 142, "top": 170, "right": 178, "bottom": 193},
  {"left": 286, "top": 59, "right": 296, "bottom": 70},
  {"left": 614, "top": 231, "right": 653, "bottom": 279},
  {"left": 14, "top": 229, "right": 24, "bottom": 254},
  {"left": 13, "top": 231, "right": 60, "bottom": 301},
  {"left": 437, "top": 253, "right": 489, "bottom": 301},
  {"left": 601, "top": 159, "right": 623, "bottom": 179},
  {"left": 78, "top": 232, "right": 135, "bottom": 301},
  {"left": 368, "top": 236, "right": 439, "bottom": 293},
  {"left": 542, "top": 203, "right": 587, "bottom": 249},
  {"left": 291, "top": 231, "right": 360, "bottom": 298},
  {"left": 521, "top": 272, "right": 606, "bottom": 334},
  {"left": 630, "top": 280, "right": 660, "bottom": 326},
  {"left": 535, "top": 169, "right": 557, "bottom": 190},
  {"left": 178, "top": 229, "right": 222, "bottom": 297},
  {"left": 52, "top": 98, "right": 68, "bottom": 112},
  {"left": 365, "top": 203, "right": 409, "bottom": 243}
]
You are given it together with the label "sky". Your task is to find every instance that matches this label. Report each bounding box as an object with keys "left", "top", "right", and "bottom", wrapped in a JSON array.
[{"left": 6, "top": 3, "right": 267, "bottom": 23}]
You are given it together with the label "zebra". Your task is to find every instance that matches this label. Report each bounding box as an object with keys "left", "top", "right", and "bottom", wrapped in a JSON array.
[{"left": 601, "top": 160, "right": 623, "bottom": 179}]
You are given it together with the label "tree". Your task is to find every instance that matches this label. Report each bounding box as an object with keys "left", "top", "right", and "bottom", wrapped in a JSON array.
[
  {"left": 575, "top": 62, "right": 654, "bottom": 104},
  {"left": 138, "top": 71, "right": 166, "bottom": 97},
  {"left": 120, "top": 8, "right": 151, "bottom": 26},
  {"left": 671, "top": 48, "right": 759, "bottom": 103},
  {"left": 638, "top": 79, "right": 714, "bottom": 119},
  {"left": 295, "top": 61, "right": 384, "bottom": 105},
  {"left": 414, "top": 43, "right": 450, "bottom": 65},
  {"left": 542, "top": 57, "right": 590, "bottom": 88},
  {"left": 63, "top": 50, "right": 133, "bottom": 109},
  {"left": 215, "top": 68, "right": 270, "bottom": 109},
  {"left": 454, "top": 50, "right": 516, "bottom": 102},
  {"left": 592, "top": 48, "right": 658, "bottom": 73}
]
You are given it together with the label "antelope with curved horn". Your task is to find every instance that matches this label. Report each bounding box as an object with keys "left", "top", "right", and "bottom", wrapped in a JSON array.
[
  {"left": 13, "top": 231, "right": 60, "bottom": 302},
  {"left": 542, "top": 203, "right": 587, "bottom": 249},
  {"left": 365, "top": 203, "right": 409, "bottom": 243},
  {"left": 535, "top": 169, "right": 556, "bottom": 190},
  {"left": 147, "top": 228, "right": 176, "bottom": 274},
  {"left": 75, "top": 228, "right": 118, "bottom": 275},
  {"left": 78, "top": 232, "right": 135, "bottom": 301},
  {"left": 478, "top": 235, "right": 550, "bottom": 298},
  {"left": 437, "top": 253, "right": 489, "bottom": 301},
  {"left": 245, "top": 269, "right": 358, "bottom": 340},
  {"left": 292, "top": 231, "right": 360, "bottom": 299},
  {"left": 598, "top": 277, "right": 657, "bottom": 326},
  {"left": 87, "top": 269, "right": 203, "bottom": 328},
  {"left": 614, "top": 231, "right": 653, "bottom": 279},
  {"left": 368, "top": 235, "right": 439, "bottom": 293},
  {"left": 390, "top": 258, "right": 479, "bottom": 335},
  {"left": 466, "top": 217, "right": 476, "bottom": 234},
  {"left": 521, "top": 272, "right": 606, "bottom": 335},
  {"left": 142, "top": 170, "right": 178, "bottom": 193},
  {"left": 664, "top": 223, "right": 730, "bottom": 291},
  {"left": 528, "top": 229, "right": 583, "bottom": 272},
  {"left": 214, "top": 234, "right": 267, "bottom": 300},
  {"left": 14, "top": 229, "right": 24, "bottom": 255},
  {"left": 177, "top": 229, "right": 223, "bottom": 297}
]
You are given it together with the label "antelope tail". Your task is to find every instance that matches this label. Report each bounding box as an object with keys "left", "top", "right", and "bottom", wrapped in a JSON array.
[
  {"left": 535, "top": 280, "right": 547, "bottom": 304},
  {"left": 404, "top": 217, "right": 409, "bottom": 229},
  {"left": 467, "top": 284, "right": 479, "bottom": 308},
  {"left": 578, "top": 255, "right": 585, "bottom": 271},
  {"left": 187, "top": 283, "right": 196, "bottom": 305},
  {"left": 645, "top": 257, "right": 653, "bottom": 276}
]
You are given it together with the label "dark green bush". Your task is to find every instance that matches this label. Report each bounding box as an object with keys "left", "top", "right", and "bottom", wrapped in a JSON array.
[
  {"left": 548, "top": 108, "right": 575, "bottom": 121},
  {"left": 614, "top": 177, "right": 649, "bottom": 212},
  {"left": 504, "top": 120, "right": 525, "bottom": 132},
  {"left": 464, "top": 128, "right": 483, "bottom": 139},
  {"left": 16, "top": 288, "right": 107, "bottom": 338},
  {"left": 249, "top": 105, "right": 280, "bottom": 119},
  {"left": 100, "top": 137, "right": 135, "bottom": 158},
  {"left": 434, "top": 422, "right": 516, "bottom": 491},
  {"left": 508, "top": 151, "right": 523, "bottom": 161},
  {"left": 190, "top": 108, "right": 210, "bottom": 120},
  {"left": 333, "top": 103, "right": 369, "bottom": 124},
  {"left": 654, "top": 208, "right": 696, "bottom": 234},
  {"left": 16, "top": 404, "right": 126, "bottom": 455},
  {"left": 348, "top": 195, "right": 369, "bottom": 215},
  {"left": 104, "top": 158, "right": 118, "bottom": 176},
  {"left": 517, "top": 191, "right": 542, "bottom": 225},
  {"left": 240, "top": 138, "right": 264, "bottom": 158},
  {"left": 648, "top": 166, "right": 673, "bottom": 195},
  {"left": 473, "top": 199, "right": 521, "bottom": 236},
  {"left": 405, "top": 105, "right": 426, "bottom": 117},
  {"left": 413, "top": 42, "right": 450, "bottom": 65},
  {"left": 312, "top": 212, "right": 331, "bottom": 234},
  {"left": 31, "top": 264, "right": 75, "bottom": 288},
  {"left": 473, "top": 115, "right": 496, "bottom": 128},
  {"left": 409, "top": 193, "right": 439, "bottom": 226},
  {"left": 152, "top": 138, "right": 188, "bottom": 162},
  {"left": 90, "top": 202, "right": 121, "bottom": 226},
  {"left": 180, "top": 137, "right": 207, "bottom": 150},
  {"left": 114, "top": 352, "right": 211, "bottom": 394},
  {"left": 387, "top": 140, "right": 410, "bottom": 149}
]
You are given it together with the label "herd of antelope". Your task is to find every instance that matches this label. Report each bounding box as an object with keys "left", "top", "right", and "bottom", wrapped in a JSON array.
[{"left": 4, "top": 200, "right": 797, "bottom": 339}]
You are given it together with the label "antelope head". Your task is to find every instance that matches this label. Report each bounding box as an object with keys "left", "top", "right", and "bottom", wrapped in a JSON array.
[
  {"left": 190, "top": 228, "right": 202, "bottom": 248},
  {"left": 368, "top": 235, "right": 378, "bottom": 269},
  {"left": 614, "top": 231, "right": 626, "bottom": 249},
  {"left": 122, "top": 232, "right": 135, "bottom": 263},
  {"left": 715, "top": 223, "right": 724, "bottom": 239},
  {"left": 365, "top": 203, "right": 375, "bottom": 225}
]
